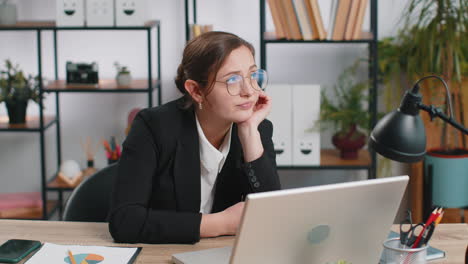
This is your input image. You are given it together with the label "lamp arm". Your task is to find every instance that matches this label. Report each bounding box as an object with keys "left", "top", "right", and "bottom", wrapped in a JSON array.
[
  {"left": 417, "top": 103, "right": 468, "bottom": 135},
  {"left": 411, "top": 75, "right": 454, "bottom": 118}
]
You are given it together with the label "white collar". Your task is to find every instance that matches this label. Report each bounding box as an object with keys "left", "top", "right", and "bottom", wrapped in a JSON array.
[{"left": 195, "top": 113, "right": 232, "bottom": 173}]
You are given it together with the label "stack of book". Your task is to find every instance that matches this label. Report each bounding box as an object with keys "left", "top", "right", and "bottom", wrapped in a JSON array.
[
  {"left": 189, "top": 24, "right": 213, "bottom": 40},
  {"left": 267, "top": 0, "right": 369, "bottom": 41},
  {"left": 0, "top": 192, "right": 42, "bottom": 219}
]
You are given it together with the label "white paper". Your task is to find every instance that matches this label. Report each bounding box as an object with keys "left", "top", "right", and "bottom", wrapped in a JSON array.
[{"left": 26, "top": 242, "right": 139, "bottom": 264}]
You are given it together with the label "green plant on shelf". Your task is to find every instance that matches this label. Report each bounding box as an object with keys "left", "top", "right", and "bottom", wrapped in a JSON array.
[
  {"left": 0, "top": 59, "right": 40, "bottom": 105},
  {"left": 315, "top": 59, "right": 380, "bottom": 159},
  {"left": 317, "top": 59, "right": 371, "bottom": 136}
]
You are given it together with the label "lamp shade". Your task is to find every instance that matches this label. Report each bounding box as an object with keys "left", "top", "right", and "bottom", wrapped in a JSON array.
[{"left": 369, "top": 109, "right": 427, "bottom": 163}]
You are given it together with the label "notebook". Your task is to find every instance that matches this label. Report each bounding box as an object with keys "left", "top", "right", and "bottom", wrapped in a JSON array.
[{"left": 25, "top": 243, "right": 141, "bottom": 264}]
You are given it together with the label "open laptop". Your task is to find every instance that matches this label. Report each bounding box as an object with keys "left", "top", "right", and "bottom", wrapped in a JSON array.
[{"left": 173, "top": 176, "right": 409, "bottom": 264}]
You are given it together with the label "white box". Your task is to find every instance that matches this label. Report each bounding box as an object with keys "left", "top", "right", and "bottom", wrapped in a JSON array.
[
  {"left": 267, "top": 84, "right": 293, "bottom": 166},
  {"left": 115, "top": 0, "right": 147, "bottom": 26},
  {"left": 86, "top": 0, "right": 114, "bottom": 26},
  {"left": 56, "top": 0, "right": 85, "bottom": 27},
  {"left": 292, "top": 85, "right": 321, "bottom": 165}
]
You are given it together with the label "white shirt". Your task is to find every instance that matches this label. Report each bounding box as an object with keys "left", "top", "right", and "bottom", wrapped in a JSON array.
[{"left": 195, "top": 114, "right": 232, "bottom": 214}]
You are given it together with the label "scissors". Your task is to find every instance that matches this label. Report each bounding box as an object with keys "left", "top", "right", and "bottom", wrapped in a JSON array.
[{"left": 400, "top": 210, "right": 425, "bottom": 247}]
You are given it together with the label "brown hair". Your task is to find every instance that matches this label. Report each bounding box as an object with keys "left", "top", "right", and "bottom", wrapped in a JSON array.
[{"left": 175, "top": 31, "right": 255, "bottom": 109}]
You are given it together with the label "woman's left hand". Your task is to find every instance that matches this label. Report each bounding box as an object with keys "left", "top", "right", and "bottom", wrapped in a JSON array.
[
  {"left": 237, "top": 92, "right": 272, "bottom": 130},
  {"left": 236, "top": 92, "right": 271, "bottom": 162}
]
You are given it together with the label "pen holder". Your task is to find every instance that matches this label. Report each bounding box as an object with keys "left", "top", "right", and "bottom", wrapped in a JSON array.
[{"left": 381, "top": 238, "right": 428, "bottom": 264}]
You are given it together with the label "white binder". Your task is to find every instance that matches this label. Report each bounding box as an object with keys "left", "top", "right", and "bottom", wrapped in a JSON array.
[
  {"left": 267, "top": 84, "right": 293, "bottom": 166},
  {"left": 86, "top": 0, "right": 115, "bottom": 26},
  {"left": 56, "top": 0, "right": 85, "bottom": 27},
  {"left": 292, "top": 84, "right": 321, "bottom": 165},
  {"left": 115, "top": 0, "right": 148, "bottom": 26}
]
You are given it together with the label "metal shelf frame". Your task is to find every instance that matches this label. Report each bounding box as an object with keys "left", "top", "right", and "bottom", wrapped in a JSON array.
[{"left": 0, "top": 20, "right": 162, "bottom": 219}]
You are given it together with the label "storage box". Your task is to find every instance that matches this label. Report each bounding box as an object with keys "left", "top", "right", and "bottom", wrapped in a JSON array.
[
  {"left": 86, "top": 0, "right": 114, "bottom": 26},
  {"left": 267, "top": 84, "right": 293, "bottom": 166},
  {"left": 115, "top": 0, "right": 147, "bottom": 26},
  {"left": 292, "top": 84, "right": 321, "bottom": 165},
  {"left": 56, "top": 0, "right": 85, "bottom": 27}
]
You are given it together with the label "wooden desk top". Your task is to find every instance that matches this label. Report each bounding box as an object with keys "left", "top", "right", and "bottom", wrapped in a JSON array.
[{"left": 0, "top": 220, "right": 466, "bottom": 264}]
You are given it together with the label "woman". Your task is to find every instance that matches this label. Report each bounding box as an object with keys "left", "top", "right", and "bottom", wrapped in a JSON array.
[{"left": 108, "top": 31, "right": 281, "bottom": 244}]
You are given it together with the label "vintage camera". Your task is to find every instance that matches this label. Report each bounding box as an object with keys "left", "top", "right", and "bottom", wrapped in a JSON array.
[{"left": 66, "top": 61, "right": 99, "bottom": 84}]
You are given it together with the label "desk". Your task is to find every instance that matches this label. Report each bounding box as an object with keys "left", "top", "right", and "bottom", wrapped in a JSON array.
[{"left": 0, "top": 220, "right": 466, "bottom": 264}]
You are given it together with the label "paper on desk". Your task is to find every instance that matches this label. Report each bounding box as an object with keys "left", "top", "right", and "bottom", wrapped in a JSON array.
[{"left": 25, "top": 242, "right": 140, "bottom": 264}]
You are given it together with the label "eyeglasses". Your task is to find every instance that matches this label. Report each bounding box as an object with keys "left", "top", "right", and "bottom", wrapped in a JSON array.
[{"left": 215, "top": 69, "right": 268, "bottom": 96}]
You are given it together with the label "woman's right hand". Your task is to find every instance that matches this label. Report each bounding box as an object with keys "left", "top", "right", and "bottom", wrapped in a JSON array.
[
  {"left": 200, "top": 202, "right": 245, "bottom": 238},
  {"left": 219, "top": 202, "right": 245, "bottom": 235}
]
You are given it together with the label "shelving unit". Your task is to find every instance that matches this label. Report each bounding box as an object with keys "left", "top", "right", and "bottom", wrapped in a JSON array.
[
  {"left": 185, "top": 0, "right": 378, "bottom": 179},
  {"left": 259, "top": 0, "right": 378, "bottom": 179},
  {"left": 0, "top": 20, "right": 161, "bottom": 219}
]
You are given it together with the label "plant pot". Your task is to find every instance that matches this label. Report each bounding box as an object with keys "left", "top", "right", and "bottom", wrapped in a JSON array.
[
  {"left": 424, "top": 148, "right": 468, "bottom": 208},
  {"left": 116, "top": 73, "right": 132, "bottom": 86},
  {"left": 5, "top": 100, "right": 28, "bottom": 124},
  {"left": 332, "top": 124, "right": 366, "bottom": 159},
  {"left": 0, "top": 3, "right": 17, "bottom": 25}
]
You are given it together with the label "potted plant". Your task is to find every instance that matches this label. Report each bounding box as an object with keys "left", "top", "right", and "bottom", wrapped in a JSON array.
[
  {"left": 317, "top": 60, "right": 372, "bottom": 159},
  {"left": 0, "top": 60, "right": 41, "bottom": 124},
  {"left": 378, "top": 0, "right": 468, "bottom": 217},
  {"left": 114, "top": 62, "right": 132, "bottom": 86}
]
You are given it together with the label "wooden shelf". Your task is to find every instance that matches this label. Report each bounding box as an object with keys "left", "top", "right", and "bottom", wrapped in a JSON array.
[
  {"left": 321, "top": 149, "right": 370, "bottom": 166},
  {"left": 0, "top": 20, "right": 159, "bottom": 30},
  {"left": 47, "top": 168, "right": 97, "bottom": 191},
  {"left": 0, "top": 20, "right": 55, "bottom": 29},
  {"left": 0, "top": 116, "right": 56, "bottom": 132},
  {"left": 277, "top": 149, "right": 371, "bottom": 170},
  {"left": 263, "top": 32, "right": 374, "bottom": 43},
  {"left": 47, "top": 175, "right": 82, "bottom": 191},
  {"left": 44, "top": 79, "right": 159, "bottom": 93},
  {"left": 0, "top": 200, "right": 58, "bottom": 219}
]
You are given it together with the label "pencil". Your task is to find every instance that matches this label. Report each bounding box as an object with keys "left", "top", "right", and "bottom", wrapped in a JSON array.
[
  {"left": 435, "top": 211, "right": 444, "bottom": 226},
  {"left": 68, "top": 250, "right": 77, "bottom": 264}
]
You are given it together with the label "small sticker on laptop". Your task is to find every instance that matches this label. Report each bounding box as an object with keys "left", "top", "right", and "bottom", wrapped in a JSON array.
[{"left": 307, "top": 225, "right": 330, "bottom": 244}]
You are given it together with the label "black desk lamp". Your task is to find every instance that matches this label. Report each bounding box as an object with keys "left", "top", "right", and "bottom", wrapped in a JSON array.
[{"left": 369, "top": 75, "right": 468, "bottom": 163}]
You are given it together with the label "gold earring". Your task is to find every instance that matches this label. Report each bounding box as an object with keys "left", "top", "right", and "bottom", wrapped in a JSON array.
[{"left": 199, "top": 102, "right": 203, "bottom": 110}]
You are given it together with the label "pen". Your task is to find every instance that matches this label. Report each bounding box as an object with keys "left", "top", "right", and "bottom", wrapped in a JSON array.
[
  {"left": 412, "top": 208, "right": 441, "bottom": 248},
  {"left": 68, "top": 250, "right": 77, "bottom": 264}
]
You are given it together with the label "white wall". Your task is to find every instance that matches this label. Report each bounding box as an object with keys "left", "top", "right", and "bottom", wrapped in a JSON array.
[{"left": 0, "top": 0, "right": 408, "bottom": 193}]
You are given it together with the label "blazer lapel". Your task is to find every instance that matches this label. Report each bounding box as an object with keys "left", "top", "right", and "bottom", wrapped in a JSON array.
[
  {"left": 211, "top": 124, "right": 244, "bottom": 213},
  {"left": 173, "top": 108, "right": 201, "bottom": 213}
]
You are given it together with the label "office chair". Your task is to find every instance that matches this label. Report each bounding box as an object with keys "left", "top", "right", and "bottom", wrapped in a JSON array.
[{"left": 63, "top": 163, "right": 118, "bottom": 222}]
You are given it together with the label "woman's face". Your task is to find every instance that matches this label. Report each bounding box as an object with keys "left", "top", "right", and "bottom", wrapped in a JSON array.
[{"left": 202, "top": 45, "right": 260, "bottom": 123}]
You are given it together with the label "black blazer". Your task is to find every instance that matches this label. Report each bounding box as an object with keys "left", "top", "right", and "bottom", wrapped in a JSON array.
[{"left": 108, "top": 98, "right": 281, "bottom": 244}]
